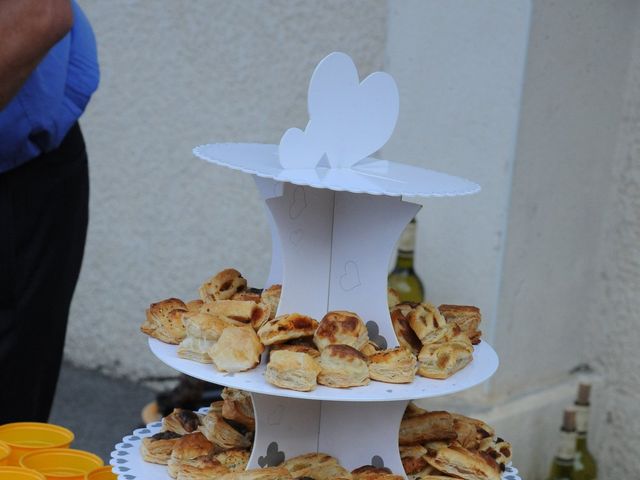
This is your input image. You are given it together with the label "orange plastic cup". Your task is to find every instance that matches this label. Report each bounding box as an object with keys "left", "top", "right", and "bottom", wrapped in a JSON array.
[
  {"left": 20, "top": 449, "right": 103, "bottom": 480},
  {"left": 0, "top": 423, "right": 74, "bottom": 466},
  {"left": 0, "top": 466, "right": 46, "bottom": 480},
  {"left": 85, "top": 466, "right": 116, "bottom": 480},
  {"left": 0, "top": 441, "right": 9, "bottom": 466}
]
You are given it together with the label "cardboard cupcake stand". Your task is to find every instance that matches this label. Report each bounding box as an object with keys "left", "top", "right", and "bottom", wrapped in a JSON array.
[{"left": 110, "top": 53, "right": 521, "bottom": 480}]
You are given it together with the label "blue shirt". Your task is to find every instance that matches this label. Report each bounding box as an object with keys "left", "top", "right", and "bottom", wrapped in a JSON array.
[{"left": 0, "top": 1, "right": 99, "bottom": 173}]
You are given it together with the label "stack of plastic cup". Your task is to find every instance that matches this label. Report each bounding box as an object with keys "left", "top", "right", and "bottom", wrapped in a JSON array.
[
  {"left": 20, "top": 448, "right": 103, "bottom": 480},
  {"left": 0, "top": 423, "right": 74, "bottom": 466},
  {"left": 85, "top": 466, "right": 117, "bottom": 480}
]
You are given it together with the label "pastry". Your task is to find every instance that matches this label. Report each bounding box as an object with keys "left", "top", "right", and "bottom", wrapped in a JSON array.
[
  {"left": 162, "top": 408, "right": 202, "bottom": 435},
  {"left": 403, "top": 402, "right": 427, "bottom": 419},
  {"left": 209, "top": 326, "right": 264, "bottom": 372},
  {"left": 200, "top": 411, "right": 252, "bottom": 450},
  {"left": 269, "top": 342, "right": 320, "bottom": 359},
  {"left": 399, "top": 411, "right": 456, "bottom": 445},
  {"left": 231, "top": 287, "right": 263, "bottom": 303},
  {"left": 175, "top": 457, "right": 229, "bottom": 480},
  {"left": 438, "top": 304, "right": 482, "bottom": 344},
  {"left": 390, "top": 305, "right": 422, "bottom": 355},
  {"left": 183, "top": 312, "right": 232, "bottom": 340},
  {"left": 317, "top": 344, "right": 370, "bottom": 388},
  {"left": 265, "top": 350, "right": 321, "bottom": 392},
  {"left": 199, "top": 268, "right": 247, "bottom": 302},
  {"left": 221, "top": 388, "right": 255, "bottom": 431},
  {"left": 359, "top": 340, "right": 380, "bottom": 356},
  {"left": 407, "top": 303, "right": 448, "bottom": 345},
  {"left": 200, "top": 300, "right": 270, "bottom": 328},
  {"left": 479, "top": 437, "right": 512, "bottom": 471},
  {"left": 451, "top": 413, "right": 495, "bottom": 440},
  {"left": 387, "top": 287, "right": 401, "bottom": 308},
  {"left": 368, "top": 347, "right": 417, "bottom": 384},
  {"left": 209, "top": 400, "right": 225, "bottom": 415},
  {"left": 219, "top": 467, "right": 292, "bottom": 480},
  {"left": 140, "top": 430, "right": 182, "bottom": 465},
  {"left": 313, "top": 311, "right": 369, "bottom": 351},
  {"left": 283, "top": 452, "right": 349, "bottom": 479},
  {"left": 417, "top": 338, "right": 473, "bottom": 379},
  {"left": 257, "top": 313, "right": 319, "bottom": 346},
  {"left": 167, "top": 432, "right": 216, "bottom": 478},
  {"left": 400, "top": 445, "right": 428, "bottom": 475},
  {"left": 424, "top": 445, "right": 500, "bottom": 480},
  {"left": 351, "top": 465, "right": 403, "bottom": 480},
  {"left": 186, "top": 299, "right": 204, "bottom": 312},
  {"left": 261, "top": 284, "right": 282, "bottom": 320},
  {"left": 215, "top": 448, "right": 251, "bottom": 472},
  {"left": 453, "top": 416, "right": 479, "bottom": 450},
  {"left": 177, "top": 336, "right": 216, "bottom": 363},
  {"left": 141, "top": 298, "right": 188, "bottom": 344}
]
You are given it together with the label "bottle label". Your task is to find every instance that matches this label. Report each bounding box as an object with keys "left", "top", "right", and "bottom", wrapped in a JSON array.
[
  {"left": 575, "top": 404, "right": 589, "bottom": 434},
  {"left": 398, "top": 221, "right": 417, "bottom": 253},
  {"left": 556, "top": 431, "right": 576, "bottom": 460}
]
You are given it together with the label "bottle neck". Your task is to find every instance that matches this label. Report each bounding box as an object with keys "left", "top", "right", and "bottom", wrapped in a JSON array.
[
  {"left": 396, "top": 220, "right": 417, "bottom": 269},
  {"left": 575, "top": 404, "right": 589, "bottom": 437}
]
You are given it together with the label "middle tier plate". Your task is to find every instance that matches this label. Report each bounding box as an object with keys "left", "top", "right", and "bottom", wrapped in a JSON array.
[{"left": 149, "top": 338, "right": 499, "bottom": 402}]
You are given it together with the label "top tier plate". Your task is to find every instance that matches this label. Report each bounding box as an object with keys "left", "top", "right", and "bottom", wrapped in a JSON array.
[
  {"left": 193, "top": 143, "right": 479, "bottom": 198},
  {"left": 149, "top": 338, "right": 498, "bottom": 402}
]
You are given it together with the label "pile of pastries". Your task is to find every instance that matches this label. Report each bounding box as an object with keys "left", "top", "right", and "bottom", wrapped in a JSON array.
[
  {"left": 141, "top": 268, "right": 483, "bottom": 391},
  {"left": 139, "top": 387, "right": 511, "bottom": 480},
  {"left": 399, "top": 402, "right": 511, "bottom": 480}
]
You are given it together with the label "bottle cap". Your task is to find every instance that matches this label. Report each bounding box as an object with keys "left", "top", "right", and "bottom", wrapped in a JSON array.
[
  {"left": 576, "top": 382, "right": 591, "bottom": 406},
  {"left": 562, "top": 408, "right": 576, "bottom": 432}
]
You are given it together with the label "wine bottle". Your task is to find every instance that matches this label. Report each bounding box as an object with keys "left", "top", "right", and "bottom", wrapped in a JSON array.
[
  {"left": 546, "top": 409, "right": 577, "bottom": 480},
  {"left": 388, "top": 218, "right": 425, "bottom": 302},
  {"left": 573, "top": 383, "right": 597, "bottom": 480}
]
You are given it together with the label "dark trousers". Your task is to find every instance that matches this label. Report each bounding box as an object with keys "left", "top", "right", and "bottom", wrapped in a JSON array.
[{"left": 0, "top": 123, "right": 89, "bottom": 423}]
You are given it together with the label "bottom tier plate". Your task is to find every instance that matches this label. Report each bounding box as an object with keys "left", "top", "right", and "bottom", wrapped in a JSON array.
[{"left": 109, "top": 416, "right": 522, "bottom": 480}]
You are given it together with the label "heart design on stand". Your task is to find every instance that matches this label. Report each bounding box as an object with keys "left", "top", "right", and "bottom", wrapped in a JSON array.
[
  {"left": 339, "top": 261, "right": 361, "bottom": 291},
  {"left": 366, "top": 321, "right": 387, "bottom": 349},
  {"left": 289, "top": 186, "right": 307, "bottom": 219},
  {"left": 258, "top": 441, "right": 285, "bottom": 468}
]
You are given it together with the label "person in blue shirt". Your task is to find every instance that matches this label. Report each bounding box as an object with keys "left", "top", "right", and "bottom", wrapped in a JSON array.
[{"left": 0, "top": 0, "right": 99, "bottom": 422}]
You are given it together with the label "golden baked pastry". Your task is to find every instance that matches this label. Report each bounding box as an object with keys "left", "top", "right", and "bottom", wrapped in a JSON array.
[
  {"left": 424, "top": 445, "right": 500, "bottom": 480},
  {"left": 359, "top": 340, "right": 380, "bottom": 356},
  {"left": 269, "top": 342, "right": 320, "bottom": 359},
  {"left": 387, "top": 287, "right": 401, "bottom": 308},
  {"left": 209, "top": 400, "right": 224, "bottom": 415},
  {"left": 438, "top": 304, "right": 482, "bottom": 344},
  {"left": 175, "top": 457, "right": 229, "bottom": 480},
  {"left": 283, "top": 452, "right": 349, "bottom": 479},
  {"left": 407, "top": 303, "right": 448, "bottom": 345},
  {"left": 317, "top": 344, "right": 370, "bottom": 388},
  {"left": 162, "top": 408, "right": 203, "bottom": 435},
  {"left": 265, "top": 350, "right": 321, "bottom": 392},
  {"left": 209, "top": 326, "right": 264, "bottom": 372},
  {"left": 214, "top": 448, "right": 250, "bottom": 472},
  {"left": 261, "top": 284, "right": 282, "bottom": 320},
  {"left": 417, "top": 338, "right": 473, "bottom": 379},
  {"left": 313, "top": 311, "right": 369, "bottom": 351},
  {"left": 403, "top": 402, "right": 427, "bottom": 419},
  {"left": 200, "top": 300, "right": 270, "bottom": 328},
  {"left": 368, "top": 347, "right": 417, "bottom": 384},
  {"left": 390, "top": 305, "right": 422, "bottom": 355},
  {"left": 257, "top": 313, "right": 319, "bottom": 346},
  {"left": 200, "top": 411, "right": 251, "bottom": 450},
  {"left": 451, "top": 413, "right": 495, "bottom": 440},
  {"left": 479, "top": 437, "right": 512, "bottom": 471},
  {"left": 140, "top": 430, "right": 182, "bottom": 465},
  {"left": 221, "top": 388, "right": 255, "bottom": 431},
  {"left": 186, "top": 299, "right": 204, "bottom": 312},
  {"left": 453, "top": 416, "right": 479, "bottom": 450},
  {"left": 183, "top": 312, "right": 232, "bottom": 340},
  {"left": 177, "top": 337, "right": 216, "bottom": 363},
  {"left": 399, "top": 411, "right": 456, "bottom": 445},
  {"left": 351, "top": 465, "right": 403, "bottom": 479},
  {"left": 400, "top": 445, "right": 428, "bottom": 475},
  {"left": 231, "top": 288, "right": 262, "bottom": 303},
  {"left": 199, "top": 268, "right": 247, "bottom": 302},
  {"left": 219, "top": 467, "right": 292, "bottom": 480},
  {"left": 141, "top": 298, "right": 188, "bottom": 344},
  {"left": 167, "top": 432, "right": 216, "bottom": 478}
]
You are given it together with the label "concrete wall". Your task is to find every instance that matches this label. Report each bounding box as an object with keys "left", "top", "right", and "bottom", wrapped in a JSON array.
[{"left": 67, "top": 0, "right": 387, "bottom": 379}]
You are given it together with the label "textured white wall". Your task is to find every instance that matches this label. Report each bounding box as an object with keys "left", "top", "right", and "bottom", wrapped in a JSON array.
[{"left": 66, "top": 0, "right": 387, "bottom": 379}]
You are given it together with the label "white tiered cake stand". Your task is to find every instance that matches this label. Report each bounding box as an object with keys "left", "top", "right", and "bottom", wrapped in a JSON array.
[{"left": 110, "top": 53, "right": 521, "bottom": 479}]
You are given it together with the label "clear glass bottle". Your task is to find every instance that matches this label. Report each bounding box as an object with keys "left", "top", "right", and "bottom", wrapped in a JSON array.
[
  {"left": 573, "top": 383, "right": 597, "bottom": 480},
  {"left": 388, "top": 218, "right": 425, "bottom": 303},
  {"left": 547, "top": 409, "right": 577, "bottom": 480}
]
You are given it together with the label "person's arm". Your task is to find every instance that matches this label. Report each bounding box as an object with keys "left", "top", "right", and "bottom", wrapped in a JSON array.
[{"left": 0, "top": 0, "right": 73, "bottom": 109}]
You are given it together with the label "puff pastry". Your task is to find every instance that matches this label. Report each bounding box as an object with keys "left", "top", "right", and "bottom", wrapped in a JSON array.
[
  {"left": 186, "top": 299, "right": 204, "bottom": 312},
  {"left": 175, "top": 457, "right": 229, "bottom": 480},
  {"left": 177, "top": 337, "right": 216, "bottom": 363},
  {"left": 407, "top": 303, "right": 448, "bottom": 345},
  {"left": 199, "top": 268, "right": 247, "bottom": 302},
  {"left": 400, "top": 445, "right": 429, "bottom": 475},
  {"left": 438, "top": 304, "right": 482, "bottom": 344},
  {"left": 167, "top": 432, "right": 216, "bottom": 479},
  {"left": 351, "top": 465, "right": 403, "bottom": 480},
  {"left": 140, "top": 430, "right": 182, "bottom": 465},
  {"left": 221, "top": 388, "right": 255, "bottom": 431},
  {"left": 209, "top": 400, "right": 225, "bottom": 415},
  {"left": 269, "top": 342, "right": 320, "bottom": 359},
  {"left": 390, "top": 305, "right": 423, "bottom": 355},
  {"left": 141, "top": 298, "right": 188, "bottom": 344},
  {"left": 214, "top": 448, "right": 250, "bottom": 472},
  {"left": 313, "top": 311, "right": 369, "bottom": 351},
  {"left": 219, "top": 467, "right": 292, "bottom": 480},
  {"left": 260, "top": 284, "right": 282, "bottom": 320},
  {"left": 399, "top": 411, "right": 456, "bottom": 445},
  {"left": 200, "top": 411, "right": 252, "bottom": 450},
  {"left": 403, "top": 402, "right": 427, "bottom": 419},
  {"left": 424, "top": 445, "right": 500, "bottom": 480},
  {"left": 317, "top": 344, "right": 370, "bottom": 388},
  {"left": 258, "top": 313, "right": 319, "bottom": 345},
  {"left": 359, "top": 340, "right": 380, "bottom": 356},
  {"left": 231, "top": 287, "right": 263, "bottom": 303},
  {"left": 265, "top": 350, "right": 321, "bottom": 392},
  {"left": 479, "top": 437, "right": 512, "bottom": 471},
  {"left": 368, "top": 347, "right": 417, "bottom": 384},
  {"left": 162, "top": 408, "right": 203, "bottom": 435},
  {"left": 451, "top": 413, "right": 495, "bottom": 440},
  {"left": 283, "top": 452, "right": 348, "bottom": 480},
  {"left": 209, "top": 326, "right": 264, "bottom": 372},
  {"left": 183, "top": 312, "right": 232, "bottom": 340},
  {"left": 200, "top": 300, "right": 270, "bottom": 328},
  {"left": 417, "top": 338, "right": 473, "bottom": 379},
  {"left": 387, "top": 287, "right": 401, "bottom": 308}
]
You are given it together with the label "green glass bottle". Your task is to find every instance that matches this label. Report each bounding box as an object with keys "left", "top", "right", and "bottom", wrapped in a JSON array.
[
  {"left": 547, "top": 409, "right": 577, "bottom": 480},
  {"left": 573, "top": 383, "right": 598, "bottom": 480},
  {"left": 388, "top": 218, "right": 425, "bottom": 303}
]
